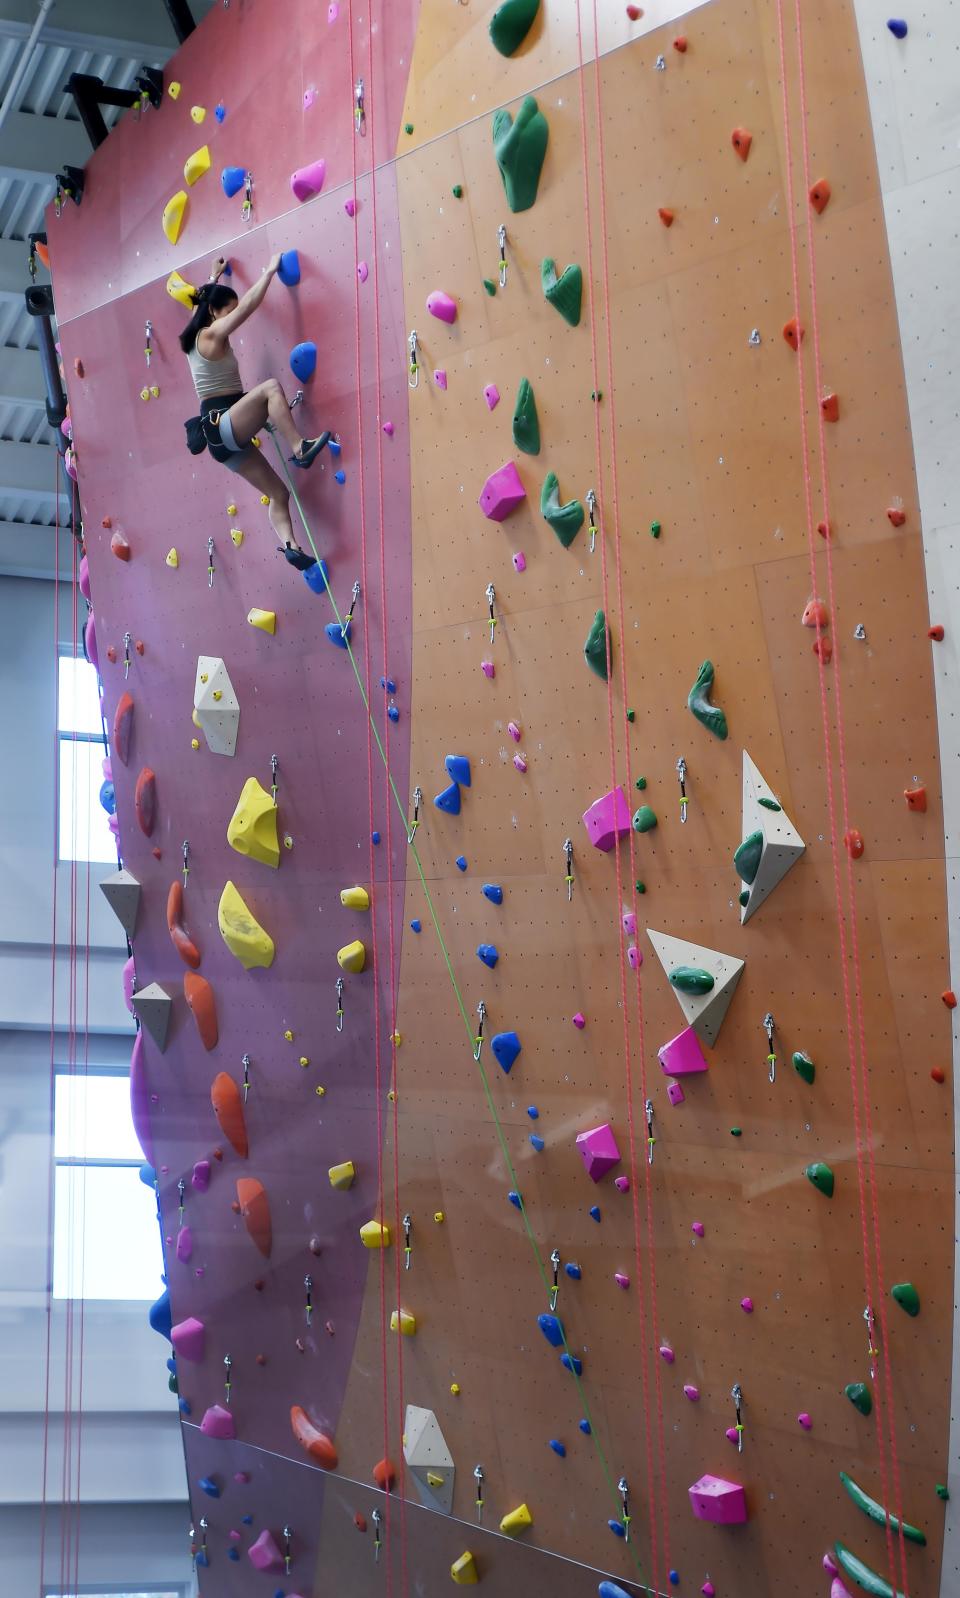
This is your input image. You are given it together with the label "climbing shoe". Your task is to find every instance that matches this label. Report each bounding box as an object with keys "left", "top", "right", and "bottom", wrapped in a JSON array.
[
  {"left": 281, "top": 546, "right": 317, "bottom": 572},
  {"left": 290, "top": 431, "right": 332, "bottom": 468}
]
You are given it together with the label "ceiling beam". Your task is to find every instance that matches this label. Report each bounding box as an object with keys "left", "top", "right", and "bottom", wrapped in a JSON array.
[
  {"left": 0, "top": 519, "right": 72, "bottom": 581},
  {"left": 0, "top": 108, "right": 91, "bottom": 185},
  {"left": 0, "top": 347, "right": 46, "bottom": 407},
  {"left": 0, "top": 0, "right": 190, "bottom": 59},
  {"left": 0, "top": 439, "right": 65, "bottom": 504}
]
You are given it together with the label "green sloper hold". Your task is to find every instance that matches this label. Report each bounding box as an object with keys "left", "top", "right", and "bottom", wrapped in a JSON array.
[
  {"left": 489, "top": 0, "right": 540, "bottom": 56},
  {"left": 669, "top": 966, "right": 714, "bottom": 995},
  {"left": 584, "top": 610, "right": 608, "bottom": 679},
  {"left": 839, "top": 1472, "right": 926, "bottom": 1546},
  {"left": 758, "top": 796, "right": 782, "bottom": 811},
  {"left": 844, "top": 1381, "right": 872, "bottom": 1416},
  {"left": 734, "top": 830, "right": 763, "bottom": 884},
  {"left": 806, "top": 1161, "right": 834, "bottom": 1197},
  {"left": 633, "top": 806, "right": 658, "bottom": 833},
  {"left": 541, "top": 258, "right": 583, "bottom": 326},
  {"left": 687, "top": 659, "right": 728, "bottom": 740},
  {"left": 834, "top": 1541, "right": 906, "bottom": 1598},
  {"left": 891, "top": 1282, "right": 920, "bottom": 1317},
  {"left": 513, "top": 377, "right": 540, "bottom": 455},
  {"left": 541, "top": 471, "right": 585, "bottom": 547},
  {"left": 493, "top": 97, "right": 549, "bottom": 213},
  {"left": 792, "top": 1050, "right": 815, "bottom": 1084}
]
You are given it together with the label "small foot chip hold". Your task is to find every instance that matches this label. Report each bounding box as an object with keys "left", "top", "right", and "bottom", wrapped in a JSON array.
[
  {"left": 658, "top": 206, "right": 675, "bottom": 226},
  {"left": 450, "top": 1550, "right": 479, "bottom": 1584},
  {"left": 493, "top": 96, "right": 549, "bottom": 212},
  {"left": 687, "top": 659, "right": 728, "bottom": 740},
  {"left": 731, "top": 126, "right": 753, "bottom": 160},
  {"left": 821, "top": 392, "right": 840, "bottom": 422},
  {"left": 499, "top": 1503, "right": 533, "bottom": 1537},
  {"left": 541, "top": 257, "right": 583, "bottom": 325},
  {"left": 887, "top": 505, "right": 907, "bottom": 527},
  {"left": 904, "top": 785, "right": 927, "bottom": 812},
  {"left": 805, "top": 1160, "right": 835, "bottom": 1198},
  {"left": 165, "top": 547, "right": 180, "bottom": 567},
  {"left": 783, "top": 316, "right": 804, "bottom": 351},
  {"left": 809, "top": 177, "right": 831, "bottom": 213},
  {"left": 844, "top": 828, "right": 865, "bottom": 858},
  {"left": 290, "top": 1404, "right": 338, "bottom": 1469}
]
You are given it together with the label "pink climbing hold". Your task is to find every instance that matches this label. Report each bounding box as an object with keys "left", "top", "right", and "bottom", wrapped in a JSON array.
[
  {"left": 823, "top": 1552, "right": 839, "bottom": 1575},
  {"left": 383, "top": 421, "right": 394, "bottom": 436},
  {"left": 303, "top": 88, "right": 317, "bottom": 110},
  {"left": 614, "top": 1175, "right": 630, "bottom": 1193},
  {"left": 79, "top": 553, "right": 91, "bottom": 600},
  {"left": 692, "top": 1220, "right": 705, "bottom": 1237},
  {"left": 684, "top": 1384, "right": 700, "bottom": 1402},
  {"left": 582, "top": 785, "right": 631, "bottom": 852},
  {"left": 129, "top": 1029, "right": 154, "bottom": 1166},
  {"left": 508, "top": 721, "right": 521, "bottom": 740},
  {"left": 702, "top": 1585, "right": 716, "bottom": 1598},
  {"left": 479, "top": 460, "right": 526, "bottom": 521},
  {"left": 484, "top": 384, "right": 501, "bottom": 410},
  {"left": 627, "top": 944, "right": 641, "bottom": 969},
  {"left": 434, "top": 369, "right": 448, "bottom": 390},
  {"left": 247, "top": 1529, "right": 284, "bottom": 1573},
  {"left": 575, "top": 1122, "right": 621, "bottom": 1181},
  {"left": 328, "top": 1, "right": 339, "bottom": 19},
  {"left": 622, "top": 910, "right": 637, "bottom": 936},
  {"left": 192, "top": 1159, "right": 211, "bottom": 1191},
  {"left": 426, "top": 290, "right": 458, "bottom": 324},
  {"left": 176, "top": 1226, "right": 193, "bottom": 1262},
  {"left": 725, "top": 1427, "right": 740, "bottom": 1444},
  {"left": 666, "top": 1080, "right": 685, "bottom": 1105},
  {"left": 344, "top": 196, "right": 357, "bottom": 216},
  {"left": 290, "top": 159, "right": 326, "bottom": 201},
  {"left": 513, "top": 753, "right": 528, "bottom": 772},
  {"left": 659, "top": 1344, "right": 675, "bottom": 1363},
  {"left": 122, "top": 954, "right": 136, "bottom": 1012},
  {"left": 200, "top": 1404, "right": 235, "bottom": 1440},
  {"left": 512, "top": 550, "right": 526, "bottom": 572},
  {"left": 831, "top": 1580, "right": 855, "bottom": 1598},
  {"left": 481, "top": 660, "right": 495, "bottom": 678},
  {"left": 689, "top": 1474, "right": 748, "bottom": 1525},
  {"left": 658, "top": 1026, "right": 709, "bottom": 1076},
  {"left": 572, "top": 1012, "right": 586, "bottom": 1029},
  {"left": 740, "top": 1297, "right": 754, "bottom": 1313},
  {"left": 171, "top": 1316, "right": 205, "bottom": 1361},
  {"left": 235, "top": 1471, "right": 250, "bottom": 1484},
  {"left": 797, "top": 1412, "right": 812, "bottom": 1429},
  {"left": 357, "top": 261, "right": 368, "bottom": 282},
  {"left": 614, "top": 1272, "right": 630, "bottom": 1289}
]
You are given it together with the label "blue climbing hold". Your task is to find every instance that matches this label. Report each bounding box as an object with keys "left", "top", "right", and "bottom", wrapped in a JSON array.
[
  {"left": 214, "top": 102, "right": 226, "bottom": 122},
  {"left": 381, "top": 676, "right": 397, "bottom": 694},
  {"left": 579, "top": 1418, "right": 591, "bottom": 1434},
  {"left": 325, "top": 620, "right": 350, "bottom": 649},
  {"left": 669, "top": 1573, "right": 680, "bottom": 1587},
  {"left": 508, "top": 1190, "right": 522, "bottom": 1209},
  {"left": 166, "top": 1357, "right": 176, "bottom": 1374},
  {"left": 608, "top": 1519, "right": 626, "bottom": 1538},
  {"left": 887, "top": 17, "right": 908, "bottom": 37},
  {"left": 149, "top": 1288, "right": 172, "bottom": 1341},
  {"left": 410, "top": 919, "right": 421, "bottom": 933},
  {"left": 302, "top": 557, "right": 330, "bottom": 593},
  {"left": 491, "top": 1030, "right": 521, "bottom": 1072},
  {"left": 195, "top": 1551, "right": 209, "bottom": 1568},
  {"left": 139, "top": 1163, "right": 156, "bottom": 1187},
  {"left": 482, "top": 883, "right": 504, "bottom": 904},
  {"left": 530, "top": 1134, "right": 545, "bottom": 1152},
  {"left": 221, "top": 165, "right": 245, "bottom": 197},
  {"left": 538, "top": 1312, "right": 565, "bottom": 1347},
  {"left": 456, "top": 855, "right": 468, "bottom": 871},
  {"left": 600, "top": 1582, "right": 633, "bottom": 1598},
  {"left": 328, "top": 439, "right": 342, "bottom": 456},
  {"left": 527, "top": 1105, "right": 539, "bottom": 1119},
  {"left": 290, "top": 340, "right": 318, "bottom": 381},
  {"left": 445, "top": 754, "right": 472, "bottom": 787},
  {"left": 387, "top": 705, "right": 399, "bottom": 722},
  {"left": 334, "top": 470, "right": 346, "bottom": 484},
  {"left": 199, "top": 1476, "right": 220, "bottom": 1498},
  {"left": 227, "top": 1547, "right": 240, "bottom": 1562},
  {"left": 434, "top": 782, "right": 461, "bottom": 815},
  {"left": 589, "top": 1205, "right": 601, "bottom": 1222},
  {"left": 99, "top": 779, "right": 115, "bottom": 814},
  {"left": 561, "top": 1352, "right": 582, "bottom": 1375},
  {"left": 178, "top": 1398, "right": 191, "bottom": 1414},
  {"left": 242, "top": 1515, "right": 253, "bottom": 1525},
  {"left": 564, "top": 1262, "right": 582, "bottom": 1279},
  {"left": 549, "top": 1439, "right": 567, "bottom": 1457},
  {"left": 277, "top": 249, "right": 301, "bottom": 286},
  {"left": 372, "top": 831, "right": 381, "bottom": 845},
  {"left": 477, "top": 943, "right": 499, "bottom": 968}
]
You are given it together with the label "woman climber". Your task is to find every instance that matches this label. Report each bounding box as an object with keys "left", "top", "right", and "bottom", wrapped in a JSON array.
[{"left": 180, "top": 255, "right": 330, "bottom": 570}]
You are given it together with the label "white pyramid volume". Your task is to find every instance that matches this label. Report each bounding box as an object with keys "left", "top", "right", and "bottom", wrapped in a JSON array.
[
  {"left": 647, "top": 930, "right": 745, "bottom": 1047},
  {"left": 403, "top": 1404, "right": 455, "bottom": 1514},
  {"left": 194, "top": 657, "right": 240, "bottom": 757},
  {"left": 737, "top": 751, "right": 805, "bottom": 924},
  {"left": 99, "top": 868, "right": 140, "bottom": 937},
  {"left": 131, "top": 981, "right": 174, "bottom": 1051}
]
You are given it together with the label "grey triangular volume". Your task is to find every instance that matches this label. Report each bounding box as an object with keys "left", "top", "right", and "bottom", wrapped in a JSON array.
[
  {"left": 99, "top": 869, "right": 141, "bottom": 938},
  {"left": 647, "top": 929, "right": 745, "bottom": 1048},
  {"left": 402, "top": 1405, "right": 455, "bottom": 1514},
  {"left": 739, "top": 752, "right": 805, "bottom": 924},
  {"left": 132, "top": 982, "right": 174, "bottom": 1052}
]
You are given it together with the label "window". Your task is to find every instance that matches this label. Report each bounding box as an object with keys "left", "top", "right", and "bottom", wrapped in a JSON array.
[
  {"left": 45, "top": 1591, "right": 185, "bottom": 1597},
  {"left": 58, "top": 654, "right": 116, "bottom": 865},
  {"left": 53, "top": 1072, "right": 164, "bottom": 1301}
]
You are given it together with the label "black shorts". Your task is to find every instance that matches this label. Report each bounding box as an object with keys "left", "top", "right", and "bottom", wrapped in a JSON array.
[{"left": 200, "top": 392, "right": 246, "bottom": 465}]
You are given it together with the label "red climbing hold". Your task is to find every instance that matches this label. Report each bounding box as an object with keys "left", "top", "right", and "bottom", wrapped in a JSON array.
[
  {"left": 106, "top": 645, "right": 117, "bottom": 663},
  {"left": 113, "top": 692, "right": 134, "bottom": 766},
  {"left": 626, "top": 3, "right": 643, "bottom": 16},
  {"left": 73, "top": 358, "right": 84, "bottom": 377},
  {"left": 211, "top": 1071, "right": 249, "bottom": 1157},
  {"left": 802, "top": 598, "right": 829, "bottom": 629},
  {"left": 101, "top": 517, "right": 112, "bottom": 529},
  {"left": 184, "top": 971, "right": 218, "bottom": 1050},
  {"left": 887, "top": 506, "right": 907, "bottom": 527},
  {"left": 658, "top": 207, "right": 675, "bottom": 227},
  {"left": 355, "top": 1514, "right": 367, "bottom": 1532},
  {"left": 931, "top": 1067, "right": 946, "bottom": 1083},
  {"left": 731, "top": 127, "right": 752, "bottom": 161},
  {"left": 290, "top": 1405, "right": 339, "bottom": 1470},
  {"left": 929, "top": 625, "right": 945, "bottom": 641},
  {"left": 135, "top": 639, "right": 145, "bottom": 656},
  {"left": 904, "top": 786, "right": 927, "bottom": 812},
  {"left": 152, "top": 846, "right": 162, "bottom": 860},
  {"left": 782, "top": 317, "right": 804, "bottom": 351},
  {"left": 236, "top": 1177, "right": 272, "bottom": 1257},
  {"left": 844, "top": 829, "right": 865, "bottom": 859},
  {"left": 817, "top": 520, "right": 831, "bottom": 540},
  {"left": 821, "top": 393, "right": 840, "bottom": 423},
  {"left": 942, "top": 990, "right": 957, "bottom": 1009},
  {"left": 809, "top": 178, "right": 831, "bottom": 214},
  {"left": 673, "top": 34, "right": 688, "bottom": 51},
  {"left": 135, "top": 767, "right": 157, "bottom": 836},
  {"left": 373, "top": 1458, "right": 397, "bottom": 1490},
  {"left": 110, "top": 530, "right": 131, "bottom": 561},
  {"left": 167, "top": 880, "right": 202, "bottom": 969},
  {"left": 812, "top": 636, "right": 832, "bottom": 663}
]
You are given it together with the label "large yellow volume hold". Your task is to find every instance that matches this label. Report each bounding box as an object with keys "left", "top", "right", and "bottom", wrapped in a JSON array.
[
  {"left": 227, "top": 778, "right": 279, "bottom": 869},
  {"left": 359, "top": 1220, "right": 391, "bottom": 1249},
  {"left": 337, "top": 939, "right": 366, "bottom": 973},
  {"left": 499, "top": 1503, "right": 533, "bottom": 1537},
  {"left": 390, "top": 1308, "right": 417, "bottom": 1336},
  {"left": 328, "top": 1161, "right": 356, "bottom": 1191},
  {"left": 166, "top": 270, "right": 195, "bottom": 308},
  {"left": 450, "top": 1551, "right": 478, "bottom": 1585},
  {"left": 247, "top": 608, "right": 276, "bottom": 635},
  {"left": 162, "top": 190, "right": 188, "bottom": 244},
  {"left": 218, "top": 881, "right": 275, "bottom": 969},
  {"left": 340, "top": 886, "right": 370, "bottom": 910},
  {"left": 184, "top": 144, "right": 211, "bottom": 185}
]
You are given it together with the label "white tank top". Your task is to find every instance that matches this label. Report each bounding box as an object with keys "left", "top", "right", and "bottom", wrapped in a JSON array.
[{"left": 187, "top": 339, "right": 242, "bottom": 401}]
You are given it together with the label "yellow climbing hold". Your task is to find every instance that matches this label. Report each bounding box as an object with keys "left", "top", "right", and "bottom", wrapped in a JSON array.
[
  {"left": 226, "top": 502, "right": 238, "bottom": 516},
  {"left": 450, "top": 1551, "right": 478, "bottom": 1585},
  {"left": 167, "top": 81, "right": 181, "bottom": 99},
  {"left": 192, "top": 709, "right": 201, "bottom": 728},
  {"left": 162, "top": 190, "right": 188, "bottom": 244},
  {"left": 340, "top": 885, "right": 370, "bottom": 910},
  {"left": 450, "top": 1382, "right": 460, "bottom": 1395},
  {"left": 247, "top": 608, "right": 276, "bottom": 635},
  {"left": 434, "top": 1211, "right": 445, "bottom": 1223},
  {"left": 166, "top": 270, "right": 195, "bottom": 308},
  {"left": 328, "top": 1161, "right": 356, "bottom": 1191},
  {"left": 140, "top": 387, "right": 151, "bottom": 402},
  {"left": 427, "top": 1471, "right": 444, "bottom": 1488},
  {"left": 299, "top": 1056, "right": 309, "bottom": 1068},
  {"left": 190, "top": 104, "right": 206, "bottom": 123},
  {"left": 390, "top": 1308, "right": 417, "bottom": 1336},
  {"left": 227, "top": 777, "right": 279, "bottom": 868},
  {"left": 284, "top": 1030, "right": 294, "bottom": 1041},
  {"left": 360, "top": 1220, "right": 391, "bottom": 1249},
  {"left": 337, "top": 940, "right": 366, "bottom": 974},
  {"left": 259, "top": 494, "right": 270, "bottom": 505},
  {"left": 183, "top": 144, "right": 211, "bottom": 185},
  {"left": 191, "top": 738, "right": 200, "bottom": 750},
  {"left": 230, "top": 529, "right": 244, "bottom": 547},
  {"left": 165, "top": 548, "right": 179, "bottom": 568},
  {"left": 500, "top": 1503, "right": 533, "bottom": 1537},
  {"left": 218, "top": 880, "right": 275, "bottom": 970},
  {"left": 150, "top": 385, "right": 160, "bottom": 398}
]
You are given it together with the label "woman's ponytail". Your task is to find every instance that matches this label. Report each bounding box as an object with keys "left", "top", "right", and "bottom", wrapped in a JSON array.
[{"left": 179, "top": 282, "right": 238, "bottom": 353}]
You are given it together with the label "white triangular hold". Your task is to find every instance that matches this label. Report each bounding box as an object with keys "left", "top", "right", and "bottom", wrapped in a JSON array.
[
  {"left": 194, "top": 656, "right": 240, "bottom": 757},
  {"left": 132, "top": 981, "right": 175, "bottom": 1052},
  {"left": 647, "top": 930, "right": 744, "bottom": 1047},
  {"left": 737, "top": 752, "right": 805, "bottom": 924},
  {"left": 402, "top": 1405, "right": 455, "bottom": 1514},
  {"left": 99, "top": 868, "right": 140, "bottom": 937}
]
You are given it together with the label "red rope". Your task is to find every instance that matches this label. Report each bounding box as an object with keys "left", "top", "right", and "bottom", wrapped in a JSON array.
[{"left": 774, "top": 4, "right": 907, "bottom": 1590}]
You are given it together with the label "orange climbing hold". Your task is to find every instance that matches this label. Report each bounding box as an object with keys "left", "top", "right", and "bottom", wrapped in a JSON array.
[
  {"left": 135, "top": 767, "right": 157, "bottom": 836},
  {"left": 184, "top": 971, "right": 218, "bottom": 1050},
  {"left": 782, "top": 317, "right": 804, "bottom": 351},
  {"left": 904, "top": 787, "right": 927, "bottom": 812},
  {"left": 817, "top": 519, "right": 831, "bottom": 540},
  {"left": 929, "top": 625, "right": 945, "bottom": 641},
  {"left": 373, "top": 1458, "right": 397, "bottom": 1490},
  {"left": 236, "top": 1177, "right": 272, "bottom": 1256},
  {"left": 167, "top": 880, "right": 201, "bottom": 969},
  {"left": 812, "top": 636, "right": 832, "bottom": 663},
  {"left": 932, "top": 1066, "right": 946, "bottom": 1083},
  {"left": 809, "top": 178, "right": 831, "bottom": 214},
  {"left": 731, "top": 127, "right": 752, "bottom": 160},
  {"left": 673, "top": 34, "right": 688, "bottom": 51},
  {"left": 802, "top": 599, "right": 829, "bottom": 629},
  {"left": 211, "top": 1071, "right": 248, "bottom": 1157},
  {"left": 887, "top": 506, "right": 907, "bottom": 527},
  {"left": 290, "top": 1405, "right": 339, "bottom": 1470},
  {"left": 111, "top": 530, "right": 131, "bottom": 561},
  {"left": 113, "top": 692, "right": 134, "bottom": 766},
  {"left": 942, "top": 990, "right": 957, "bottom": 1009},
  {"left": 658, "top": 207, "right": 675, "bottom": 227},
  {"left": 821, "top": 393, "right": 840, "bottom": 423},
  {"left": 844, "top": 829, "right": 865, "bottom": 859}
]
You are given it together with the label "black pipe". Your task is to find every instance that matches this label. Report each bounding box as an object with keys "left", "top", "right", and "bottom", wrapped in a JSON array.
[{"left": 161, "top": 0, "right": 196, "bottom": 43}]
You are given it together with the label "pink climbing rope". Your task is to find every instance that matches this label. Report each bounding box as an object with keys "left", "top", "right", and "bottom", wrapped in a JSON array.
[{"left": 774, "top": 2, "right": 909, "bottom": 1589}]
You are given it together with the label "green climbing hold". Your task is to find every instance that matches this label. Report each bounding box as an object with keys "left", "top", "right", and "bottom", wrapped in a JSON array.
[
  {"left": 834, "top": 1541, "right": 905, "bottom": 1598},
  {"left": 584, "top": 610, "right": 609, "bottom": 679},
  {"left": 687, "top": 659, "right": 728, "bottom": 740},
  {"left": 512, "top": 377, "right": 540, "bottom": 455},
  {"left": 483, "top": 278, "right": 497, "bottom": 296},
  {"left": 541, "top": 258, "right": 582, "bottom": 326},
  {"left": 839, "top": 1472, "right": 926, "bottom": 1545},
  {"left": 730, "top": 1126, "right": 742, "bottom": 1137},
  {"left": 891, "top": 1282, "right": 921, "bottom": 1317},
  {"left": 739, "top": 890, "right": 750, "bottom": 906},
  {"left": 493, "top": 96, "right": 549, "bottom": 213},
  {"left": 404, "top": 123, "right": 414, "bottom": 135},
  {"left": 633, "top": 806, "right": 657, "bottom": 833},
  {"left": 168, "top": 1371, "right": 179, "bottom": 1394},
  {"left": 937, "top": 1484, "right": 950, "bottom": 1500},
  {"left": 489, "top": 0, "right": 540, "bottom": 56},
  {"left": 792, "top": 1050, "right": 815, "bottom": 1085},
  {"left": 844, "top": 1382, "right": 872, "bottom": 1416},
  {"left": 669, "top": 966, "right": 714, "bottom": 995},
  {"left": 758, "top": 796, "right": 782, "bottom": 812},
  {"left": 636, "top": 776, "right": 646, "bottom": 789},
  {"left": 541, "top": 472, "right": 585, "bottom": 547},
  {"left": 591, "top": 390, "right": 602, "bottom": 402},
  {"left": 626, "top": 709, "right": 635, "bottom": 723},
  {"left": 733, "top": 830, "right": 763, "bottom": 885},
  {"left": 650, "top": 520, "right": 662, "bottom": 539},
  {"left": 635, "top": 881, "right": 646, "bottom": 894},
  {"left": 805, "top": 1161, "right": 834, "bottom": 1197},
  {"left": 452, "top": 184, "right": 463, "bottom": 198}
]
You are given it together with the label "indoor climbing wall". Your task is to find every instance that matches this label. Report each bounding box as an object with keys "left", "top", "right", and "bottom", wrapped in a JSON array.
[{"left": 48, "top": 2, "right": 955, "bottom": 1597}]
